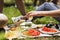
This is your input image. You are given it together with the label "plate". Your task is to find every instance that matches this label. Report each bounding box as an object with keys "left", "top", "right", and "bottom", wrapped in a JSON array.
[
  {"left": 21, "top": 34, "right": 40, "bottom": 38},
  {"left": 20, "top": 22, "right": 37, "bottom": 29},
  {"left": 21, "top": 29, "right": 40, "bottom": 38},
  {"left": 20, "top": 22, "right": 32, "bottom": 26},
  {"left": 39, "top": 28, "right": 60, "bottom": 34},
  {"left": 12, "top": 16, "right": 25, "bottom": 23}
]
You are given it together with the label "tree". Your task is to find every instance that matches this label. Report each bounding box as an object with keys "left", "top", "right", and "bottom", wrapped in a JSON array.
[
  {"left": 0, "top": 0, "right": 26, "bottom": 15},
  {"left": 0, "top": 0, "right": 3, "bottom": 13}
]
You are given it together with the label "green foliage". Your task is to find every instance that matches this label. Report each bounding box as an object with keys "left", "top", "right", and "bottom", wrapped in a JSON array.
[
  {"left": 3, "top": 6, "right": 21, "bottom": 24},
  {"left": 4, "top": 0, "right": 15, "bottom": 4},
  {"left": 0, "top": 31, "right": 6, "bottom": 40},
  {"left": 33, "top": 16, "right": 59, "bottom": 24},
  {"left": 25, "top": 6, "right": 34, "bottom": 12},
  {"left": 25, "top": 0, "right": 33, "bottom": 4}
]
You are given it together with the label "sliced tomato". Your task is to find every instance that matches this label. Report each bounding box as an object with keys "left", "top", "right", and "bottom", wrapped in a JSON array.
[
  {"left": 28, "top": 29, "right": 34, "bottom": 33},
  {"left": 42, "top": 27, "right": 57, "bottom": 32},
  {"left": 28, "top": 29, "right": 40, "bottom": 36},
  {"left": 50, "top": 29, "right": 57, "bottom": 32}
]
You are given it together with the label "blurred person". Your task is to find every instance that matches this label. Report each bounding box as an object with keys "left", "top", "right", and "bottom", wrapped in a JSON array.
[
  {"left": 33, "top": 0, "right": 51, "bottom": 8},
  {"left": 32, "top": 0, "right": 59, "bottom": 21},
  {"left": 33, "top": 0, "right": 46, "bottom": 7},
  {"left": 25, "top": 0, "right": 60, "bottom": 22},
  {"left": 25, "top": 10, "right": 60, "bottom": 22},
  {"left": 26, "top": 9, "right": 60, "bottom": 17},
  {"left": 35, "top": 0, "right": 58, "bottom": 11},
  {"left": 33, "top": 0, "right": 46, "bottom": 9},
  {"left": 34, "top": 0, "right": 60, "bottom": 22}
]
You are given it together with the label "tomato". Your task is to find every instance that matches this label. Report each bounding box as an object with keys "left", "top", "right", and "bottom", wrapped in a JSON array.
[
  {"left": 50, "top": 29, "right": 57, "bottom": 32},
  {"left": 28, "top": 29, "right": 34, "bottom": 33},
  {"left": 31, "top": 32, "right": 39, "bottom": 36},
  {"left": 42, "top": 27, "right": 50, "bottom": 31},
  {"left": 37, "top": 32, "right": 40, "bottom": 35},
  {"left": 28, "top": 29, "right": 40, "bottom": 36},
  {"left": 31, "top": 32, "right": 37, "bottom": 36},
  {"left": 42, "top": 27, "right": 57, "bottom": 32}
]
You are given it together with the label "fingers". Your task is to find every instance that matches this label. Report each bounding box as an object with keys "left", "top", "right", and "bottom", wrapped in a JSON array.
[
  {"left": 21, "top": 11, "right": 36, "bottom": 19},
  {"left": 26, "top": 11, "right": 35, "bottom": 17},
  {"left": 26, "top": 11, "right": 32, "bottom": 16}
]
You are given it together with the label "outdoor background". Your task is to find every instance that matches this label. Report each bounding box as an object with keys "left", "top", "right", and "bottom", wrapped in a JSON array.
[
  {"left": 0, "top": 0, "right": 60, "bottom": 40},
  {"left": 3, "top": 0, "right": 59, "bottom": 24}
]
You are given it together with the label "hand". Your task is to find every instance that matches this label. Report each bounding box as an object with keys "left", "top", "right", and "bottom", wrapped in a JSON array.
[
  {"left": 26, "top": 11, "right": 40, "bottom": 17},
  {"left": 21, "top": 11, "right": 40, "bottom": 19}
]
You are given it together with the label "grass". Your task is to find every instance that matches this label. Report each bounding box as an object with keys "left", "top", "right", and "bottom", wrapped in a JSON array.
[{"left": 0, "top": 31, "right": 6, "bottom": 40}]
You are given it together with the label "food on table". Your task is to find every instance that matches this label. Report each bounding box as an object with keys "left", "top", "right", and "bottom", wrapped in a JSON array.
[
  {"left": 35, "top": 24, "right": 45, "bottom": 29},
  {"left": 25, "top": 23, "right": 32, "bottom": 27},
  {"left": 34, "top": 27, "right": 40, "bottom": 29},
  {"left": 18, "top": 19, "right": 25, "bottom": 22},
  {"left": 22, "top": 29, "right": 40, "bottom": 36},
  {"left": 10, "top": 27, "right": 16, "bottom": 31},
  {"left": 14, "top": 19, "right": 25, "bottom": 25},
  {"left": 5, "top": 31, "right": 17, "bottom": 38},
  {"left": 42, "top": 27, "right": 57, "bottom": 32},
  {"left": 23, "top": 31, "right": 31, "bottom": 36},
  {"left": 20, "top": 22, "right": 32, "bottom": 27},
  {"left": 28, "top": 16, "right": 33, "bottom": 20},
  {"left": 9, "top": 23, "right": 21, "bottom": 31}
]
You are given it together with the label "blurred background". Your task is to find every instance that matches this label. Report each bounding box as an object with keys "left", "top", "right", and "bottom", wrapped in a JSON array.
[
  {"left": 3, "top": 0, "right": 60, "bottom": 24},
  {"left": 0, "top": 0, "right": 60, "bottom": 40}
]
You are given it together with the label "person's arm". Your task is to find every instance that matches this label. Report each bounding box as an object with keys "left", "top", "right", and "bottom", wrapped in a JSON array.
[
  {"left": 0, "top": 0, "right": 3, "bottom": 13},
  {"left": 37, "top": 9, "right": 60, "bottom": 17},
  {"left": 27, "top": 9, "right": 60, "bottom": 17},
  {"left": 16, "top": 0, "right": 26, "bottom": 16}
]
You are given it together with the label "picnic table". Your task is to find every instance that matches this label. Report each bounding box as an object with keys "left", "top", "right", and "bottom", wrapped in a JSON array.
[
  {"left": 4, "top": 17, "right": 60, "bottom": 40},
  {"left": 4, "top": 23, "right": 60, "bottom": 40}
]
